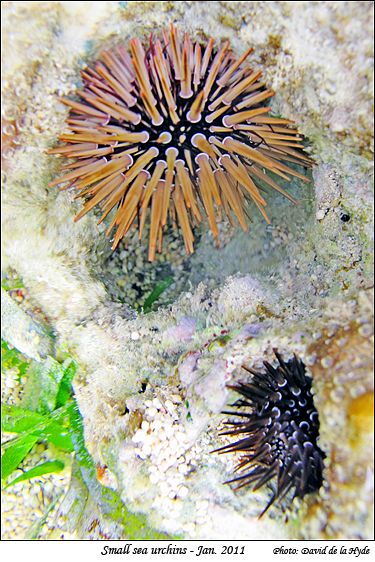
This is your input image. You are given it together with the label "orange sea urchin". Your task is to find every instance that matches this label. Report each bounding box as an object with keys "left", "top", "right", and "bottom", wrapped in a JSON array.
[{"left": 48, "top": 24, "right": 314, "bottom": 261}]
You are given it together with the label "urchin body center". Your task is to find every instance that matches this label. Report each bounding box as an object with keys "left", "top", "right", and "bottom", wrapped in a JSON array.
[{"left": 147, "top": 110, "right": 212, "bottom": 157}]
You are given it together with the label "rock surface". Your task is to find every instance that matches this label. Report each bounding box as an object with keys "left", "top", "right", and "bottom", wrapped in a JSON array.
[{"left": 2, "top": 1, "right": 373, "bottom": 539}]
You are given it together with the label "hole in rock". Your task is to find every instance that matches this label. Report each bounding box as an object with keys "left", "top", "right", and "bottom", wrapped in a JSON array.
[{"left": 96, "top": 171, "right": 315, "bottom": 312}]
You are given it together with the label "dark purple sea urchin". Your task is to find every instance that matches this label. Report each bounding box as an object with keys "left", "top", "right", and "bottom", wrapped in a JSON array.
[
  {"left": 216, "top": 352, "right": 325, "bottom": 517},
  {"left": 48, "top": 24, "right": 314, "bottom": 261}
]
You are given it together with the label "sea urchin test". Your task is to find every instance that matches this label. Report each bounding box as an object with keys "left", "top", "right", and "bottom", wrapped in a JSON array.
[
  {"left": 48, "top": 25, "right": 314, "bottom": 261},
  {"left": 215, "top": 352, "right": 325, "bottom": 516}
]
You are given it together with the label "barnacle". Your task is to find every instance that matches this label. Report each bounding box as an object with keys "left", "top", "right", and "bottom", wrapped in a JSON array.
[{"left": 49, "top": 25, "right": 314, "bottom": 260}]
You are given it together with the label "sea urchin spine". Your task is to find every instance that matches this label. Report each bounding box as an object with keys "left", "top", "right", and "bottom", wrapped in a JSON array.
[
  {"left": 216, "top": 352, "right": 325, "bottom": 516},
  {"left": 48, "top": 25, "right": 314, "bottom": 260}
]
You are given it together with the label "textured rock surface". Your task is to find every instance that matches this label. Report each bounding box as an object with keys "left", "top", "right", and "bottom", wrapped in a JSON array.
[{"left": 2, "top": 0, "right": 373, "bottom": 539}]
